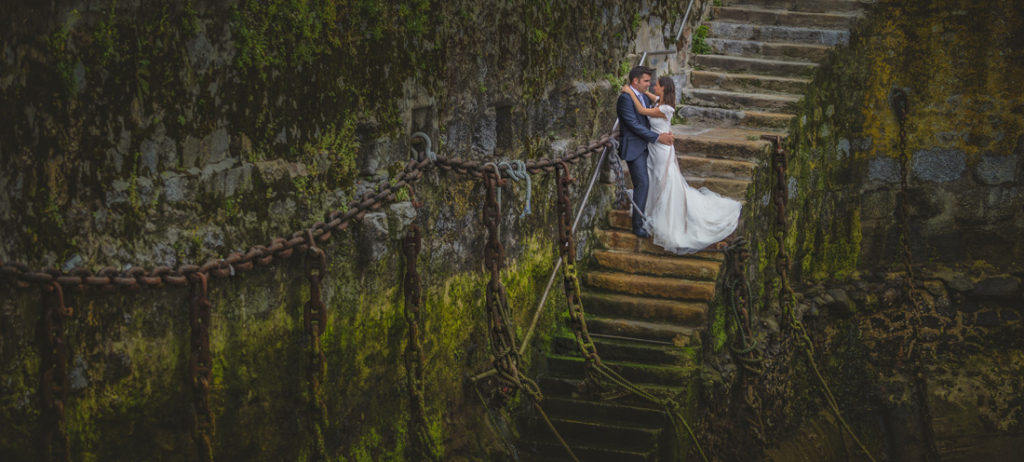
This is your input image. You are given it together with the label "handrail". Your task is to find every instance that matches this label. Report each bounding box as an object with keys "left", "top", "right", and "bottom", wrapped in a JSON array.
[{"left": 510, "top": 0, "right": 699, "bottom": 366}]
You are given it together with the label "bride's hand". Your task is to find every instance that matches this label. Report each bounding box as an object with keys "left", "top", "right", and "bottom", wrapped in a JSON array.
[{"left": 620, "top": 84, "right": 630, "bottom": 93}]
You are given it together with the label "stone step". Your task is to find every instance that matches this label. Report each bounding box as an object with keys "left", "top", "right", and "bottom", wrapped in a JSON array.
[
  {"left": 678, "top": 155, "right": 756, "bottom": 181},
  {"left": 554, "top": 334, "right": 701, "bottom": 365},
  {"left": 520, "top": 439, "right": 655, "bottom": 462},
  {"left": 683, "top": 88, "right": 802, "bottom": 113},
  {"left": 548, "top": 354, "right": 695, "bottom": 387},
  {"left": 672, "top": 126, "right": 774, "bottom": 160},
  {"left": 538, "top": 376, "right": 686, "bottom": 408},
  {"left": 605, "top": 210, "right": 735, "bottom": 252},
  {"left": 690, "top": 69, "right": 810, "bottom": 94},
  {"left": 583, "top": 314, "right": 699, "bottom": 343},
  {"left": 694, "top": 54, "right": 817, "bottom": 78},
  {"left": 594, "top": 228, "right": 726, "bottom": 261},
  {"left": 592, "top": 250, "right": 721, "bottom": 280},
  {"left": 525, "top": 417, "right": 661, "bottom": 453},
  {"left": 685, "top": 176, "right": 751, "bottom": 200},
  {"left": 584, "top": 270, "right": 715, "bottom": 301},
  {"left": 725, "top": 0, "right": 864, "bottom": 14},
  {"left": 582, "top": 290, "right": 707, "bottom": 325},
  {"left": 713, "top": 5, "right": 859, "bottom": 29},
  {"left": 539, "top": 396, "right": 667, "bottom": 428},
  {"left": 707, "top": 38, "right": 830, "bottom": 62},
  {"left": 678, "top": 104, "right": 795, "bottom": 130},
  {"left": 707, "top": 21, "right": 851, "bottom": 47}
]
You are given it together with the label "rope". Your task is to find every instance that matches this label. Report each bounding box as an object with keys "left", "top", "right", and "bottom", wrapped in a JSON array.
[
  {"left": 498, "top": 160, "right": 532, "bottom": 217},
  {"left": 554, "top": 163, "right": 708, "bottom": 462},
  {"left": 763, "top": 135, "right": 876, "bottom": 462}
]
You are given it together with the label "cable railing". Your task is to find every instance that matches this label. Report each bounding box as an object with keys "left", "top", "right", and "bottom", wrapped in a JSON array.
[{"left": 479, "top": 0, "right": 699, "bottom": 378}]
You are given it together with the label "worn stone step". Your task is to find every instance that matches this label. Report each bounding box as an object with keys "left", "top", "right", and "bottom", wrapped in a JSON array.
[
  {"left": 594, "top": 228, "right": 726, "bottom": 261},
  {"left": 526, "top": 417, "right": 661, "bottom": 453},
  {"left": 554, "top": 334, "right": 700, "bottom": 365},
  {"left": 714, "top": 5, "right": 859, "bottom": 29},
  {"left": 678, "top": 155, "right": 755, "bottom": 181},
  {"left": 520, "top": 439, "right": 655, "bottom": 462},
  {"left": 685, "top": 176, "right": 751, "bottom": 200},
  {"left": 538, "top": 376, "right": 686, "bottom": 408},
  {"left": 672, "top": 125, "right": 774, "bottom": 160},
  {"left": 690, "top": 69, "right": 810, "bottom": 94},
  {"left": 725, "top": 0, "right": 864, "bottom": 14},
  {"left": 548, "top": 354, "right": 695, "bottom": 387},
  {"left": 707, "top": 21, "right": 851, "bottom": 47},
  {"left": 695, "top": 54, "right": 817, "bottom": 78},
  {"left": 592, "top": 250, "right": 721, "bottom": 280},
  {"left": 539, "top": 396, "right": 668, "bottom": 428},
  {"left": 603, "top": 211, "right": 734, "bottom": 254},
  {"left": 683, "top": 88, "right": 802, "bottom": 113},
  {"left": 678, "top": 104, "right": 795, "bottom": 130},
  {"left": 583, "top": 314, "right": 699, "bottom": 344},
  {"left": 707, "top": 38, "right": 830, "bottom": 62},
  {"left": 582, "top": 290, "right": 708, "bottom": 325}
]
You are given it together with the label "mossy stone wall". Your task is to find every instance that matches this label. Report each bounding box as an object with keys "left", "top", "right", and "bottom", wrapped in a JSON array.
[
  {"left": 0, "top": 1, "right": 687, "bottom": 460},
  {"left": 702, "top": 1, "right": 1024, "bottom": 460}
]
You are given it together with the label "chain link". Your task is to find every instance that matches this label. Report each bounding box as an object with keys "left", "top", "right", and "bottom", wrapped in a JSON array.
[
  {"left": 36, "top": 281, "right": 72, "bottom": 462},
  {"left": 890, "top": 88, "right": 940, "bottom": 461},
  {"left": 0, "top": 135, "right": 613, "bottom": 293},
  {"left": 188, "top": 272, "right": 215, "bottom": 462},
  {"left": 762, "top": 135, "right": 876, "bottom": 462},
  {"left": 554, "top": 162, "right": 708, "bottom": 462},
  {"left": 723, "top": 238, "right": 767, "bottom": 447},
  {"left": 401, "top": 225, "right": 442, "bottom": 462},
  {"left": 302, "top": 230, "right": 330, "bottom": 461}
]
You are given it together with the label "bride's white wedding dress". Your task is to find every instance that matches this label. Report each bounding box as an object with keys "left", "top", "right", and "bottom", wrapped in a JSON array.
[{"left": 643, "top": 105, "right": 742, "bottom": 254}]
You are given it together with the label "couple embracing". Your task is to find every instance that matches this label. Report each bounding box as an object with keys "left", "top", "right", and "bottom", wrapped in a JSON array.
[{"left": 616, "top": 66, "right": 742, "bottom": 254}]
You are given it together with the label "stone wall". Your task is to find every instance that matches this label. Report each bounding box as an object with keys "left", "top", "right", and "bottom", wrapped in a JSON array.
[
  {"left": 0, "top": 1, "right": 687, "bottom": 460},
  {"left": 702, "top": 0, "right": 1024, "bottom": 460}
]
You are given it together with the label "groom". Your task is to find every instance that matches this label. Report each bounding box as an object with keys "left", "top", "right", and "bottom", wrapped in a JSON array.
[{"left": 617, "top": 66, "right": 674, "bottom": 238}]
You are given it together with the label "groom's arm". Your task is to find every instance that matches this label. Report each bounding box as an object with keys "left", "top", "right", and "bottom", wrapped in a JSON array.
[{"left": 617, "top": 93, "right": 659, "bottom": 144}]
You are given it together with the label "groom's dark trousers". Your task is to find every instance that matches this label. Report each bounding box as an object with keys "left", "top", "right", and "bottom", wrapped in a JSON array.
[{"left": 616, "top": 90, "right": 661, "bottom": 234}]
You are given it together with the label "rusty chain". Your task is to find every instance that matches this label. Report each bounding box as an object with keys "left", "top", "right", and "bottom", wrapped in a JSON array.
[
  {"left": 763, "top": 135, "right": 876, "bottom": 461},
  {"left": 301, "top": 229, "right": 330, "bottom": 461},
  {"left": 401, "top": 225, "right": 441, "bottom": 462},
  {"left": 1, "top": 132, "right": 613, "bottom": 461},
  {"left": 36, "top": 281, "right": 72, "bottom": 462},
  {"left": 188, "top": 272, "right": 215, "bottom": 462},
  {"left": 723, "top": 238, "right": 767, "bottom": 447},
  {"left": 890, "top": 88, "right": 940, "bottom": 461},
  {"left": 555, "top": 162, "right": 601, "bottom": 368},
  {"left": 0, "top": 134, "right": 613, "bottom": 293},
  {"left": 554, "top": 162, "right": 708, "bottom": 462},
  {"left": 482, "top": 171, "right": 538, "bottom": 403}
]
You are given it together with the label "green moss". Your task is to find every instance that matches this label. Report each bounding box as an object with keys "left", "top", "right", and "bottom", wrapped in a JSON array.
[{"left": 691, "top": 25, "right": 711, "bottom": 55}]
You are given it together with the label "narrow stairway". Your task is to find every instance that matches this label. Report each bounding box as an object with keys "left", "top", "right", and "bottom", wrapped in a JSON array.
[{"left": 519, "top": 1, "right": 864, "bottom": 460}]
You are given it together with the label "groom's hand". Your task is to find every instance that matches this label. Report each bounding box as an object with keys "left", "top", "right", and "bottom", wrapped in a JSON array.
[{"left": 657, "top": 133, "right": 674, "bottom": 145}]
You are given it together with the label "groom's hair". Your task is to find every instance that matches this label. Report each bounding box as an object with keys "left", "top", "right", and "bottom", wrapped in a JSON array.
[{"left": 627, "top": 66, "right": 654, "bottom": 85}]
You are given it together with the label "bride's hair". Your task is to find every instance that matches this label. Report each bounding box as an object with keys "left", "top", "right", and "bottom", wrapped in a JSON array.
[{"left": 658, "top": 76, "right": 676, "bottom": 108}]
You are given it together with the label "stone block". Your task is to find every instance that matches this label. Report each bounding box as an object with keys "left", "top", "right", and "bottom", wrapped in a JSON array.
[
  {"left": 182, "top": 135, "right": 201, "bottom": 168},
  {"left": 868, "top": 156, "right": 900, "bottom": 184},
  {"left": 975, "top": 153, "right": 1017, "bottom": 185},
  {"left": 162, "top": 172, "right": 188, "bottom": 203},
  {"left": 972, "top": 276, "right": 1020, "bottom": 301},
  {"left": 387, "top": 202, "right": 418, "bottom": 237},
  {"left": 204, "top": 127, "right": 230, "bottom": 165},
  {"left": 911, "top": 147, "right": 965, "bottom": 183}
]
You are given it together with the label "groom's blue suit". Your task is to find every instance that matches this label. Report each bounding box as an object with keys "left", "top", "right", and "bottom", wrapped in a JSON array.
[{"left": 617, "top": 89, "right": 660, "bottom": 234}]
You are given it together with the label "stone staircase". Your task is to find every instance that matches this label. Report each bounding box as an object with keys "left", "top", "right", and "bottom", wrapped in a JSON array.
[{"left": 518, "top": 1, "right": 863, "bottom": 460}]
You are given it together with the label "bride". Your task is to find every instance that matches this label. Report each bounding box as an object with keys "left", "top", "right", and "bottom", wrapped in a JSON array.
[{"left": 620, "top": 77, "right": 742, "bottom": 254}]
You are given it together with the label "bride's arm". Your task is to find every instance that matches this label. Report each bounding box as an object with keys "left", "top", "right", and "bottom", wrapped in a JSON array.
[{"left": 620, "top": 85, "right": 667, "bottom": 118}]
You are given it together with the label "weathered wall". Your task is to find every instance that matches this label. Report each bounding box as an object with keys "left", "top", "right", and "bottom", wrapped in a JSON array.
[
  {"left": 0, "top": 1, "right": 687, "bottom": 460},
  {"left": 702, "top": 0, "right": 1024, "bottom": 460}
]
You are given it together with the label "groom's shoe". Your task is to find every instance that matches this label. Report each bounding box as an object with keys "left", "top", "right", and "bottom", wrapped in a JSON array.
[{"left": 633, "top": 228, "right": 651, "bottom": 238}]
